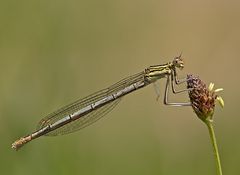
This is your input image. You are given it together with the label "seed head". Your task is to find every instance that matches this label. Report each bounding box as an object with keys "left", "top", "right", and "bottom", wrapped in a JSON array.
[{"left": 187, "top": 75, "right": 224, "bottom": 122}]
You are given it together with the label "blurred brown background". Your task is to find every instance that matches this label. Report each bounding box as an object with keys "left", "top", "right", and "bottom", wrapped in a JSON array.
[{"left": 0, "top": 0, "right": 239, "bottom": 174}]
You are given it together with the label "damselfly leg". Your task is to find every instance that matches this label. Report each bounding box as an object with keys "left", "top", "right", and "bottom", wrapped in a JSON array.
[
  {"left": 153, "top": 82, "right": 161, "bottom": 101},
  {"left": 164, "top": 73, "right": 191, "bottom": 106},
  {"left": 173, "top": 68, "right": 187, "bottom": 85},
  {"left": 171, "top": 71, "right": 193, "bottom": 94}
]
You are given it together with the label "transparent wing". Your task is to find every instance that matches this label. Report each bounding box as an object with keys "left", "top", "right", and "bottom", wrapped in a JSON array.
[{"left": 37, "top": 71, "right": 145, "bottom": 136}]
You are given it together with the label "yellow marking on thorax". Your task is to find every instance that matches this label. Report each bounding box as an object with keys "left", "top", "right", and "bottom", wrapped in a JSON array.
[{"left": 144, "top": 62, "right": 173, "bottom": 83}]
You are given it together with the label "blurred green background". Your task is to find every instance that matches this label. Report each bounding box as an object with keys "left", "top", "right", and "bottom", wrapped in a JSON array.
[{"left": 0, "top": 0, "right": 239, "bottom": 174}]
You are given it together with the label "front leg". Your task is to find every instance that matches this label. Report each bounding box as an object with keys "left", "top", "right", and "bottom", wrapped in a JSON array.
[
  {"left": 173, "top": 68, "right": 187, "bottom": 85},
  {"left": 164, "top": 75, "right": 191, "bottom": 106},
  {"left": 171, "top": 71, "right": 193, "bottom": 94}
]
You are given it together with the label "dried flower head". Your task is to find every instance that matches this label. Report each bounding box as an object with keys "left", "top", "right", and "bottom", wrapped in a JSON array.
[{"left": 187, "top": 74, "right": 224, "bottom": 122}]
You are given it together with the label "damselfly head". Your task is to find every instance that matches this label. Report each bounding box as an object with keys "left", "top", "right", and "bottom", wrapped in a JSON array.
[{"left": 173, "top": 54, "right": 184, "bottom": 70}]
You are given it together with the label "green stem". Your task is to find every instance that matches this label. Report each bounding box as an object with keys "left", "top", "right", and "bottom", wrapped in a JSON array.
[{"left": 204, "top": 120, "right": 223, "bottom": 175}]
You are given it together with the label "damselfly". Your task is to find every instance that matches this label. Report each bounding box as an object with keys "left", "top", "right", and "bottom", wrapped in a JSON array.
[{"left": 12, "top": 55, "right": 191, "bottom": 150}]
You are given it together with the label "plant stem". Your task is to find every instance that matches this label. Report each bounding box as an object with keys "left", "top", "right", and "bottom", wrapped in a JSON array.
[{"left": 205, "top": 120, "right": 223, "bottom": 175}]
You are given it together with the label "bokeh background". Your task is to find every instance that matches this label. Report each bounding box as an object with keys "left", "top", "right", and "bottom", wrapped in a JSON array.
[{"left": 0, "top": 0, "right": 239, "bottom": 174}]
